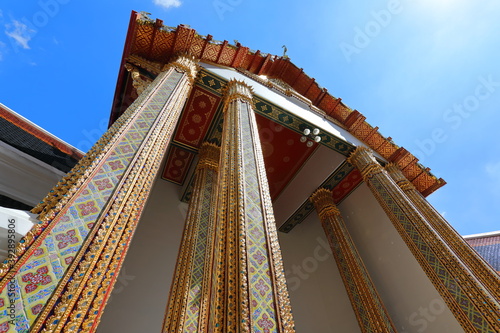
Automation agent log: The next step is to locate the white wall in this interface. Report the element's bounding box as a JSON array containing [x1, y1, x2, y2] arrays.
[[278, 212, 361, 332], [98, 175, 187, 332]]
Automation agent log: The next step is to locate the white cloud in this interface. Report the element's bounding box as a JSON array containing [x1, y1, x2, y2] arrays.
[[5, 20, 35, 49], [153, 0, 182, 9]]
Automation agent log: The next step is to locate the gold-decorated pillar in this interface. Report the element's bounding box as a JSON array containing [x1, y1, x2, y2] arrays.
[[348, 147, 500, 333], [209, 80, 295, 332], [385, 163, 500, 302], [0, 55, 198, 333], [310, 188, 396, 333], [162, 142, 220, 333]]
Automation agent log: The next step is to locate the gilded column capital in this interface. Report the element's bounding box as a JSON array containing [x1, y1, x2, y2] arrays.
[[125, 63, 152, 96], [347, 146, 384, 181], [197, 142, 220, 171], [223, 79, 254, 107], [385, 163, 416, 193], [164, 54, 199, 83], [310, 188, 340, 219]]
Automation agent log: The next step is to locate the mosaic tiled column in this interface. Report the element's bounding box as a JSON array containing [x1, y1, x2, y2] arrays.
[[0, 55, 198, 333], [209, 80, 295, 333], [310, 188, 396, 333], [348, 147, 500, 333], [385, 163, 500, 302], [162, 142, 220, 333]]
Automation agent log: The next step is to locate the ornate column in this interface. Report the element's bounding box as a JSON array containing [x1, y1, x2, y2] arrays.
[[348, 147, 500, 333], [385, 163, 500, 301], [0, 55, 198, 333], [162, 142, 220, 333], [310, 188, 396, 333], [209, 80, 295, 332]]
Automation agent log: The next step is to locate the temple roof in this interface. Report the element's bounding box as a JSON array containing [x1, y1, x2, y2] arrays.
[[109, 10, 445, 197], [0, 103, 83, 173], [464, 231, 500, 274]]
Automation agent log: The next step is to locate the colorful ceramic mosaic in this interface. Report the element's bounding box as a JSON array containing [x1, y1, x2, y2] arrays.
[[163, 157, 218, 332], [182, 169, 217, 330], [240, 103, 278, 329], [210, 81, 294, 332], [0, 70, 184, 332]]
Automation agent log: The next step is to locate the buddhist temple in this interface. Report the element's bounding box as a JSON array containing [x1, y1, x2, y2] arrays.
[[0, 10, 499, 333]]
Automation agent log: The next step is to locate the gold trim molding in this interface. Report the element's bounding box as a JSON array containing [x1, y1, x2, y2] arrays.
[[310, 188, 340, 219], [196, 142, 220, 172]]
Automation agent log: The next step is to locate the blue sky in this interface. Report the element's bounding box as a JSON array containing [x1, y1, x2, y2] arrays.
[[0, 0, 499, 235]]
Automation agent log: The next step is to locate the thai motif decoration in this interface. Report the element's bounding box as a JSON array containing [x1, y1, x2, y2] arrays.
[[0, 55, 198, 333], [162, 143, 220, 332], [209, 80, 295, 332]]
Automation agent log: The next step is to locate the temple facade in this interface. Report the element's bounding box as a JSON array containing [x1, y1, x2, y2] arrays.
[[1, 11, 499, 333]]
